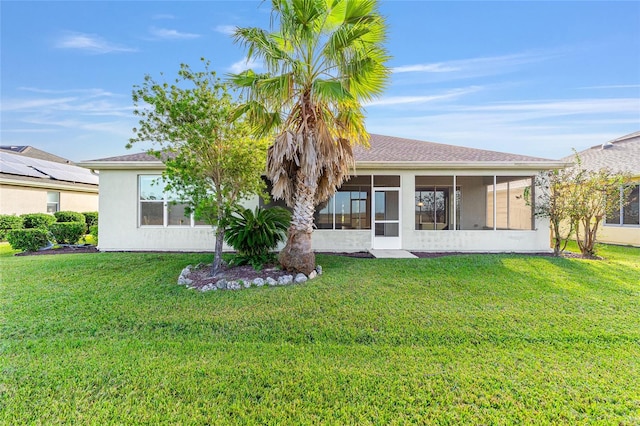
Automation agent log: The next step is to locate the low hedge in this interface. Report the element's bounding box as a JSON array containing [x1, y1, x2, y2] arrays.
[[54, 211, 86, 223], [49, 222, 86, 245], [7, 228, 50, 252], [82, 211, 98, 228], [21, 213, 56, 229], [89, 225, 98, 244], [0, 214, 24, 241]]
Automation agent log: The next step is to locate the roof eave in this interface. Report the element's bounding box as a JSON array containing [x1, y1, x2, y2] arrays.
[[77, 160, 164, 170], [355, 160, 569, 170]]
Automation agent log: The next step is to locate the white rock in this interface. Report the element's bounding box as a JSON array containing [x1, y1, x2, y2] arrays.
[[308, 270, 317, 280], [216, 279, 227, 290], [253, 278, 265, 287], [294, 273, 307, 283], [278, 275, 293, 285], [227, 281, 241, 290], [266, 277, 278, 286], [315, 265, 323, 275]]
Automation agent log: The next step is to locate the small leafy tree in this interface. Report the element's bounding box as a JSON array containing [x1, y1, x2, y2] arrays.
[[530, 154, 632, 257], [568, 165, 632, 257], [128, 59, 270, 276], [529, 168, 580, 256], [225, 206, 291, 269]]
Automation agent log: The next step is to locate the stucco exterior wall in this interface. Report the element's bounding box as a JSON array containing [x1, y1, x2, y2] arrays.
[[98, 169, 257, 251], [0, 183, 98, 215], [97, 167, 552, 253], [598, 225, 640, 247]]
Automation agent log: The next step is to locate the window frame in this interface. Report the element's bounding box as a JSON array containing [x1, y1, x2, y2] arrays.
[[46, 191, 60, 213], [138, 175, 207, 228], [605, 183, 640, 227]]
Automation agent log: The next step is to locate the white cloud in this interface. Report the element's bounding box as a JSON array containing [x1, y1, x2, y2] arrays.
[[215, 25, 237, 36], [365, 96, 639, 159], [148, 27, 200, 40], [391, 63, 459, 73], [229, 57, 263, 73], [578, 84, 640, 90], [365, 87, 483, 107], [392, 50, 562, 81], [54, 31, 137, 54]]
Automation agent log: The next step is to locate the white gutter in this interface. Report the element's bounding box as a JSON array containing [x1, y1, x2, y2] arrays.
[[0, 177, 99, 193]]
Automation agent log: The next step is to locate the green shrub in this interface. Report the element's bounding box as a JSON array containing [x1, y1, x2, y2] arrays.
[[21, 213, 56, 229], [89, 225, 98, 244], [225, 206, 290, 269], [0, 214, 24, 241], [83, 211, 99, 229], [54, 211, 85, 223], [7, 228, 50, 252], [49, 222, 86, 245]]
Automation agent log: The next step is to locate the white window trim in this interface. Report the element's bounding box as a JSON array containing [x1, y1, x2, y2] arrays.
[[138, 175, 208, 228]]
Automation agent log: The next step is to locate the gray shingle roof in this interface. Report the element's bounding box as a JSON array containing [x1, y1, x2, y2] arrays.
[[562, 131, 640, 175], [88, 134, 555, 164], [355, 134, 554, 162]]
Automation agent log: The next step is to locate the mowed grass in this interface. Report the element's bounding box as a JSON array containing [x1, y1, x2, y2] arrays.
[[1, 244, 639, 424]]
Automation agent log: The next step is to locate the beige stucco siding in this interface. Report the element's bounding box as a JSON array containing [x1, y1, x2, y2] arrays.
[[0, 183, 98, 215], [98, 169, 257, 251], [96, 167, 553, 253]]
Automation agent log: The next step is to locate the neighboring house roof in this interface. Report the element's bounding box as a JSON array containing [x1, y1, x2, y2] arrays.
[[79, 134, 566, 171], [562, 131, 640, 175], [0, 145, 74, 165], [0, 151, 99, 186]]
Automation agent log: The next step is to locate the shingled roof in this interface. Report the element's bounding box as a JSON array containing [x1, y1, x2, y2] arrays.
[[84, 134, 557, 166], [563, 131, 640, 175], [354, 134, 553, 163]]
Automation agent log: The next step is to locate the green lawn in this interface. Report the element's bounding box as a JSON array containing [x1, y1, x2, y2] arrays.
[[1, 243, 639, 424]]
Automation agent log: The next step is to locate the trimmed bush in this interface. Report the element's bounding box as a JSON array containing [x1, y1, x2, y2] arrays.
[[49, 222, 86, 245], [54, 211, 86, 223], [7, 228, 50, 252], [21, 213, 56, 229], [89, 225, 98, 244], [0, 214, 24, 241], [83, 211, 98, 229]]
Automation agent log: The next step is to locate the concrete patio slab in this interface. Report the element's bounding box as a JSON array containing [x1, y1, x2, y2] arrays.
[[368, 249, 418, 259]]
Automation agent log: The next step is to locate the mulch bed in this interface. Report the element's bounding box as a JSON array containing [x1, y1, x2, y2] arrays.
[[14, 245, 99, 256]]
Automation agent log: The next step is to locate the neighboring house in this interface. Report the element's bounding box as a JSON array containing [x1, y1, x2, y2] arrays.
[[565, 131, 640, 247], [80, 134, 566, 253], [0, 146, 99, 215]]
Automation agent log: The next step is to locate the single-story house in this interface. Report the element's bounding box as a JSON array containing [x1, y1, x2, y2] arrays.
[[565, 131, 639, 247], [0, 146, 99, 215], [78, 134, 566, 253]]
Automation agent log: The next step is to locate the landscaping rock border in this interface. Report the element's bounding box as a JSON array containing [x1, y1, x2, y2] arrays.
[[177, 263, 323, 292]]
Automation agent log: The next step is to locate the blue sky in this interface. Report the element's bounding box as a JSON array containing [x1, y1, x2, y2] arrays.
[[1, 1, 639, 162]]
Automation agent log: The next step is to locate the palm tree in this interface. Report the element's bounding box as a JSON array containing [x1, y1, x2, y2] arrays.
[[230, 0, 390, 274]]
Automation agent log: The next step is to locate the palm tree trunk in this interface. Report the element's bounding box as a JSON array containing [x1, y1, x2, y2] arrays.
[[278, 169, 316, 275]]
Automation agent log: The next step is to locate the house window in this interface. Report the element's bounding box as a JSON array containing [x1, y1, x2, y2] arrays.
[[606, 184, 640, 226], [415, 176, 460, 230], [138, 175, 203, 227], [314, 176, 371, 230], [416, 175, 534, 231], [47, 191, 60, 213]]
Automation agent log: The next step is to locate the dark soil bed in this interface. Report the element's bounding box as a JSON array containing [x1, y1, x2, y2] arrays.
[[15, 245, 99, 256]]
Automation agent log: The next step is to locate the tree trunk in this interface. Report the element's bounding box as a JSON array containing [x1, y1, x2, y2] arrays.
[[210, 223, 225, 277], [278, 170, 316, 275]]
